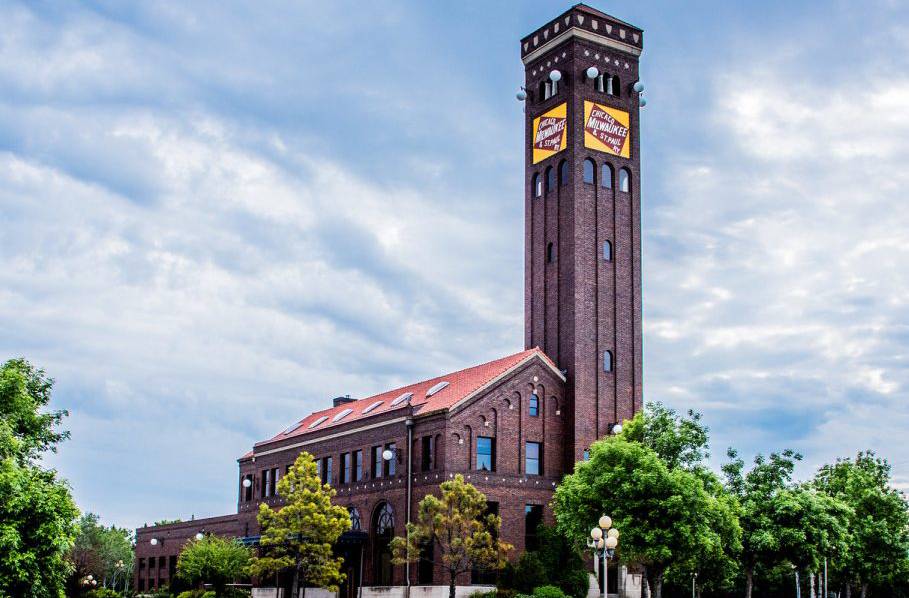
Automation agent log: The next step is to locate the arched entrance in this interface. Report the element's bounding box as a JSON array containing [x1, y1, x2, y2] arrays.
[[372, 502, 395, 586]]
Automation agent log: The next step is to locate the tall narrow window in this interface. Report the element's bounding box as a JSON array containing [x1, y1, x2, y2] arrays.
[[243, 474, 253, 502], [272, 468, 279, 495], [532, 173, 542, 198], [529, 392, 539, 417], [583, 158, 595, 184], [354, 450, 363, 481], [538, 80, 547, 101], [559, 160, 569, 186], [604, 350, 614, 372], [340, 452, 351, 485], [619, 168, 631, 193], [545, 166, 555, 192], [476, 436, 495, 471], [421, 436, 434, 472], [385, 443, 397, 477], [372, 446, 382, 479], [546, 242, 554, 263], [610, 75, 621, 97], [525, 441, 542, 476], [261, 469, 269, 498], [525, 504, 543, 550], [603, 240, 612, 261], [601, 163, 614, 189], [321, 456, 333, 485]]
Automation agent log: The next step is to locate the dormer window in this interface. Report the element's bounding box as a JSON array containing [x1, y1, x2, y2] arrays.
[[426, 381, 449, 397], [308, 415, 328, 429], [332, 408, 353, 423], [363, 400, 383, 414]]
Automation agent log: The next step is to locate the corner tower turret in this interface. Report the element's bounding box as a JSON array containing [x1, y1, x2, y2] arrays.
[[521, 4, 644, 465]]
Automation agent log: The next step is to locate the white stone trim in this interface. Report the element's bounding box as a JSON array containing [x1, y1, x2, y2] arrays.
[[523, 27, 641, 65]]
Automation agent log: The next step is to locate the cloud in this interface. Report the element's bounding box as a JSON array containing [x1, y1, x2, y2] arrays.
[[644, 20, 909, 484], [2, 0, 909, 529]]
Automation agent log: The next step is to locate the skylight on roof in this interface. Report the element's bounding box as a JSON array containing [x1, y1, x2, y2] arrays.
[[332, 408, 353, 422], [390, 392, 413, 407], [362, 400, 383, 414], [308, 415, 329, 429], [426, 381, 449, 397], [282, 421, 303, 436]]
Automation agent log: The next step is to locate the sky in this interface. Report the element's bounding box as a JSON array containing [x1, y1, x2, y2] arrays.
[[2, 0, 909, 531]]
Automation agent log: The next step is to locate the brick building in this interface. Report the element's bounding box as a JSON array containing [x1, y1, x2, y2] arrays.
[[135, 4, 644, 595]]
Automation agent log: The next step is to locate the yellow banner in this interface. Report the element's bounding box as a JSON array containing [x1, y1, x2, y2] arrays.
[[531, 103, 568, 164], [583, 101, 631, 158]]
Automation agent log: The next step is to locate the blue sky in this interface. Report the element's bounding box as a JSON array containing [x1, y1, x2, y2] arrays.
[[2, 0, 908, 530]]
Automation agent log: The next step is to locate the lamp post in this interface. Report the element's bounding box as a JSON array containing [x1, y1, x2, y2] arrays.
[[111, 559, 128, 593], [586, 515, 620, 598]]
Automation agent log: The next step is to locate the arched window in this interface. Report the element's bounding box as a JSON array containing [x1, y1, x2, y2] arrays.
[[546, 242, 554, 263], [601, 163, 614, 189], [538, 80, 547, 102], [529, 392, 539, 417], [618, 168, 631, 193], [349, 506, 361, 531], [610, 75, 621, 97], [373, 502, 395, 585], [603, 240, 612, 261], [603, 351, 613, 373], [583, 158, 595, 184], [532, 173, 542, 198], [545, 166, 555, 193], [559, 160, 569, 186]]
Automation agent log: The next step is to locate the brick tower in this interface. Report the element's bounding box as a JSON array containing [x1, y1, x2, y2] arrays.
[[521, 4, 643, 465]]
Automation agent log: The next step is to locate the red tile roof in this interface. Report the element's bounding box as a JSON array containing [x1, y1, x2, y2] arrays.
[[254, 348, 562, 448]]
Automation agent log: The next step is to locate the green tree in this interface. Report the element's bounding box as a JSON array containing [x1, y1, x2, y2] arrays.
[[248, 451, 350, 598], [813, 452, 909, 598], [69, 513, 134, 594], [177, 535, 251, 597], [390, 474, 513, 598], [723, 448, 801, 598], [553, 437, 739, 598], [775, 486, 850, 597], [620, 404, 741, 596], [621, 402, 709, 472], [0, 358, 69, 465], [0, 358, 78, 598]]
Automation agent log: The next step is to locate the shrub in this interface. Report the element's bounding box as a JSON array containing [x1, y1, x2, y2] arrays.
[[471, 591, 498, 598], [511, 552, 547, 594], [177, 591, 207, 598], [555, 569, 590, 598], [86, 589, 121, 598], [532, 585, 568, 598]]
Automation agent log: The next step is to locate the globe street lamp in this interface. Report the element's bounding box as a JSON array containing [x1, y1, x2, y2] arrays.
[[587, 515, 619, 598], [112, 559, 129, 593]]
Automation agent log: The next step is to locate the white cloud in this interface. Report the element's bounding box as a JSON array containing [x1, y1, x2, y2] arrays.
[[645, 35, 909, 478]]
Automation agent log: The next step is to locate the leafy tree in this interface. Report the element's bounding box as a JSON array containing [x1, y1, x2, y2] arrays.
[[665, 473, 742, 597], [620, 404, 741, 596], [248, 451, 350, 598], [813, 451, 909, 598], [390, 474, 513, 598], [722, 448, 801, 598], [0, 358, 78, 598], [68, 513, 134, 594], [0, 358, 69, 465], [621, 402, 709, 473], [177, 535, 251, 597], [774, 486, 850, 594], [553, 437, 739, 598]]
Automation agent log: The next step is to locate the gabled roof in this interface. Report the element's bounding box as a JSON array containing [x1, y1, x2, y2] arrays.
[[254, 347, 562, 448]]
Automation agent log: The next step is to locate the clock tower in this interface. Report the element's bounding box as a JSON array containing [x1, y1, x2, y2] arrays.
[[521, 4, 644, 465]]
